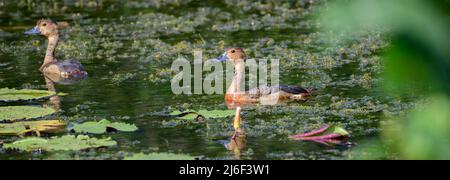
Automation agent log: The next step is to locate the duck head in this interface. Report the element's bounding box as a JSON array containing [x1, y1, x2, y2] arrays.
[[217, 47, 247, 63], [25, 19, 59, 37]]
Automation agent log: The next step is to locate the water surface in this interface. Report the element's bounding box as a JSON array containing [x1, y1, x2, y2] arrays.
[[0, 0, 408, 160]]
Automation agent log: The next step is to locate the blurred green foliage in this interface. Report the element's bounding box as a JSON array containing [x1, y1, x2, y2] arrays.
[[386, 96, 450, 159], [321, 0, 450, 159]]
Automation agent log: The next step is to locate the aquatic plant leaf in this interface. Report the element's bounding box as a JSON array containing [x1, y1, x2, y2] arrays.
[[108, 122, 139, 132], [169, 110, 184, 116], [124, 153, 196, 160], [2, 135, 117, 152], [70, 119, 138, 134], [289, 125, 350, 141], [0, 88, 55, 102], [170, 110, 198, 120], [70, 122, 106, 134], [332, 126, 350, 136], [0, 106, 57, 122], [198, 110, 236, 119], [171, 109, 235, 120], [0, 120, 66, 136]]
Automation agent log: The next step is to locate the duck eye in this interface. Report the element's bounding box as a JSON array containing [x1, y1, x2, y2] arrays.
[[42, 23, 47, 27], [231, 50, 236, 53]]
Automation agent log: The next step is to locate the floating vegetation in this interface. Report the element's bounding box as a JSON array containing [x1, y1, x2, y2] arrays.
[[289, 124, 350, 145], [110, 72, 138, 86], [0, 0, 423, 160], [163, 109, 236, 127], [124, 153, 196, 160], [171, 109, 236, 120], [0, 106, 57, 122], [69, 119, 138, 134], [0, 88, 56, 102], [0, 120, 66, 136], [2, 135, 117, 152], [0, 0, 388, 96], [170, 111, 201, 121]]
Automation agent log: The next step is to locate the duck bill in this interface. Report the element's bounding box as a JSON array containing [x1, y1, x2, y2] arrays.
[[217, 52, 229, 62], [24, 26, 41, 35]]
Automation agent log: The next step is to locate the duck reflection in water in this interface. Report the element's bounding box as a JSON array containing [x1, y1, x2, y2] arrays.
[[218, 130, 247, 160], [42, 72, 87, 110], [43, 76, 61, 110]]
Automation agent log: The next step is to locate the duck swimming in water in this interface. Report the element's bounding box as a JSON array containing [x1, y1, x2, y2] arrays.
[[25, 19, 87, 83], [216, 47, 312, 138], [217, 47, 312, 106]]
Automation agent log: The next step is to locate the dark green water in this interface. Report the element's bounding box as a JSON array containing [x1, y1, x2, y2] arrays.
[[0, 0, 407, 160]]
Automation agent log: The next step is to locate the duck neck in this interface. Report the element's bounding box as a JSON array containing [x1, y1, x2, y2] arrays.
[[44, 35, 59, 67], [227, 60, 245, 95]]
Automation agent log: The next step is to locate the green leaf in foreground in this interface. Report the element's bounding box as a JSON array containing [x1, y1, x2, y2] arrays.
[[0, 88, 55, 102], [0, 120, 66, 136], [124, 153, 196, 160], [2, 135, 117, 152], [69, 119, 138, 134], [0, 106, 57, 122]]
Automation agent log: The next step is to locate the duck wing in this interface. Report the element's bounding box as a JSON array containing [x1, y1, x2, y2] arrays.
[[55, 60, 85, 71], [54, 60, 88, 80], [278, 85, 310, 95], [247, 85, 311, 97], [247, 85, 310, 97]]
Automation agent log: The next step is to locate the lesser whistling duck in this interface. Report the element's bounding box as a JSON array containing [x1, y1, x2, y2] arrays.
[[25, 19, 87, 83], [217, 47, 312, 106], [216, 47, 312, 138]]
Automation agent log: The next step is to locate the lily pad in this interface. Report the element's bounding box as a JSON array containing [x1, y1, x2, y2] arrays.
[[2, 135, 117, 152], [69, 119, 138, 134], [171, 109, 235, 120], [170, 111, 202, 120], [0, 106, 57, 122], [0, 88, 56, 102], [332, 126, 350, 136], [289, 125, 350, 145], [0, 120, 66, 136], [124, 153, 196, 160]]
